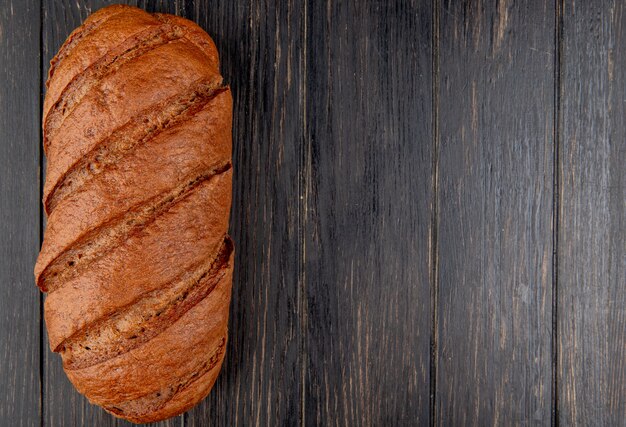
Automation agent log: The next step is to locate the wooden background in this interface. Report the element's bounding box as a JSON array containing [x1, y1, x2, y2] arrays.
[[0, 0, 624, 425]]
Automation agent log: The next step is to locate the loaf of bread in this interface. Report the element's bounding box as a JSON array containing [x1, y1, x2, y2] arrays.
[[34, 5, 233, 423]]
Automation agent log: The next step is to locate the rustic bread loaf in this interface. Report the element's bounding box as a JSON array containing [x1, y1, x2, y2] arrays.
[[34, 4, 234, 423]]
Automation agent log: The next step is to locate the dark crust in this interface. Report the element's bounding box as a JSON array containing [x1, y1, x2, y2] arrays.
[[44, 23, 185, 151], [60, 237, 233, 369], [63, 256, 233, 405], [41, 31, 222, 201], [44, 82, 227, 214], [104, 336, 226, 420], [39, 161, 231, 292], [42, 167, 233, 351], [46, 5, 132, 86]]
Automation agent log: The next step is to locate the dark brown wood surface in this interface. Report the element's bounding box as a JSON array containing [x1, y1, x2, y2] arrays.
[[185, 0, 305, 425], [0, 0, 624, 426], [436, 1, 555, 424], [558, 0, 626, 425], [0, 1, 41, 426], [303, 1, 433, 425]]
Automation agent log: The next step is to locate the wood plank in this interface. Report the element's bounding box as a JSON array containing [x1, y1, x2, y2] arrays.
[[303, 1, 433, 424], [137, 0, 183, 14], [40, 1, 181, 426], [186, 0, 305, 425], [558, 1, 626, 424], [0, 0, 42, 425], [436, 1, 554, 424]]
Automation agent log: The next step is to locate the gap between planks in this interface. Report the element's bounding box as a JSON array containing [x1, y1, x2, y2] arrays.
[[551, 0, 565, 425], [429, 0, 441, 426]]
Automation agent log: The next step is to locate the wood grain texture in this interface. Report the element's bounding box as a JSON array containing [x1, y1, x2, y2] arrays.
[[303, 1, 433, 425], [0, 0, 41, 426], [40, 1, 181, 426], [185, 0, 305, 425], [558, 1, 626, 425], [436, 1, 554, 424], [0, 0, 620, 425]]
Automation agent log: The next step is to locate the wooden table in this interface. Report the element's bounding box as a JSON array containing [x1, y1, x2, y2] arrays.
[[1, 1, 624, 425]]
